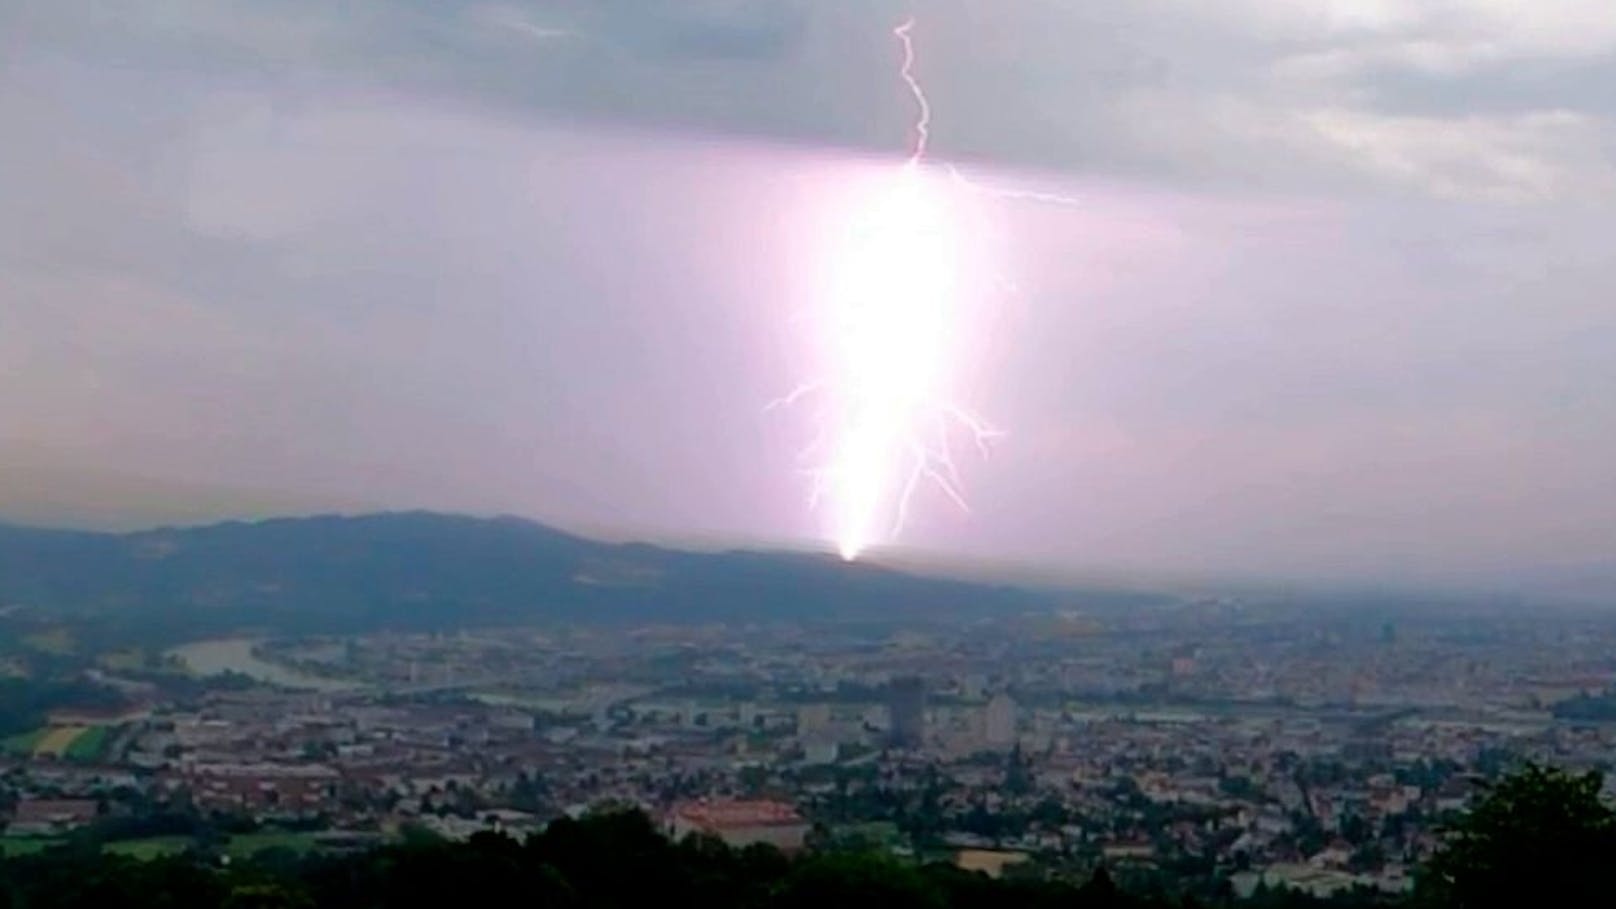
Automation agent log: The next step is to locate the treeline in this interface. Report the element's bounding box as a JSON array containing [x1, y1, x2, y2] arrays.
[[0, 811, 1359, 909], [3, 764, 1612, 908], [0, 678, 126, 740]]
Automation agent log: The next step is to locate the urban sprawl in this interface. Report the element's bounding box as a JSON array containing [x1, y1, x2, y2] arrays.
[[6, 600, 1616, 899]]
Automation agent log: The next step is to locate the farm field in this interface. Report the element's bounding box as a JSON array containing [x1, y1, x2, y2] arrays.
[[63, 725, 111, 761], [2, 725, 114, 761], [33, 726, 88, 757], [1, 728, 47, 756]]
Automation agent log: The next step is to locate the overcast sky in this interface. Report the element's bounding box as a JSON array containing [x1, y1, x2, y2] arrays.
[[3, 0, 1614, 595]]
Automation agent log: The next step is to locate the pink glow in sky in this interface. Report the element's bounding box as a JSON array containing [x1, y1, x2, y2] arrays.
[[4, 1, 1616, 596], [778, 18, 1003, 561]]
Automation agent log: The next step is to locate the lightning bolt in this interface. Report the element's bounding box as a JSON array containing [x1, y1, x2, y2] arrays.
[[777, 15, 1075, 562], [898, 17, 1083, 208], [894, 17, 931, 166]]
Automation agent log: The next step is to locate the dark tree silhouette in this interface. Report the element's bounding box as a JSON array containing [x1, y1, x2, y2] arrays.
[[1422, 763, 1615, 908]]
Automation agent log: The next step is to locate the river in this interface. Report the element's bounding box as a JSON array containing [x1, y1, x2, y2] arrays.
[[166, 638, 357, 692]]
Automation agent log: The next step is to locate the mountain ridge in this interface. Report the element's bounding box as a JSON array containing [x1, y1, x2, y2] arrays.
[[0, 511, 1085, 636]]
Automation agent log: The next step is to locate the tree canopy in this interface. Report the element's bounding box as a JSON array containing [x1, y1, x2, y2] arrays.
[[1421, 763, 1614, 908]]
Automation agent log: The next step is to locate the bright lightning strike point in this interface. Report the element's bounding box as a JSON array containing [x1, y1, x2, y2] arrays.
[[776, 16, 1008, 562]]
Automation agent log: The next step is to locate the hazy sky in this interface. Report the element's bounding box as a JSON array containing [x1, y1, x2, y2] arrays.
[[3, 0, 1614, 593]]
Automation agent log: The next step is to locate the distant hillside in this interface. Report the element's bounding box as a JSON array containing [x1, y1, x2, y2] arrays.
[[0, 512, 1069, 636]]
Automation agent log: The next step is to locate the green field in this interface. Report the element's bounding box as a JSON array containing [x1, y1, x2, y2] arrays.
[[63, 725, 112, 761], [0, 837, 64, 857], [95, 831, 327, 860], [1, 728, 47, 756], [225, 831, 323, 858], [2, 831, 340, 862], [2, 725, 113, 761], [103, 836, 193, 860]]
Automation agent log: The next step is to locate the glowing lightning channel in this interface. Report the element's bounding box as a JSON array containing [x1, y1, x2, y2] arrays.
[[899, 17, 1083, 209], [894, 18, 931, 166], [777, 16, 1020, 562]]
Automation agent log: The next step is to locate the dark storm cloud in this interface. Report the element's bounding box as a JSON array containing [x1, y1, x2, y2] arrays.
[[6, 0, 1610, 196]]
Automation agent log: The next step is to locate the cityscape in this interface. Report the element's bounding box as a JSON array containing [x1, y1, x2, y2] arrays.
[[8, 593, 1616, 900]]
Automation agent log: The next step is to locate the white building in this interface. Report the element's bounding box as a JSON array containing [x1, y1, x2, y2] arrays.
[[984, 693, 1017, 748]]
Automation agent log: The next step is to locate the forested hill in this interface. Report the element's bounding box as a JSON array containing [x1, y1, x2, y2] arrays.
[[0, 512, 1134, 635]]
